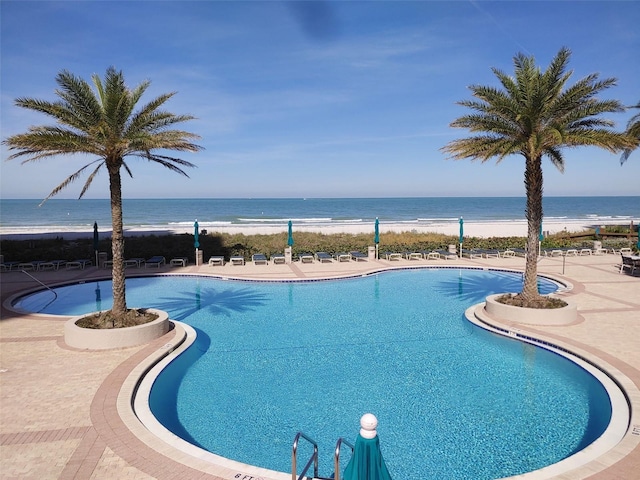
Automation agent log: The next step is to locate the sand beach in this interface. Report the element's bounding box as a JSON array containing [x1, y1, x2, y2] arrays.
[[0, 217, 631, 241]]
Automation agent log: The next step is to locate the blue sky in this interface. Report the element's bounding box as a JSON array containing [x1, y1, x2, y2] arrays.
[[1, 0, 639, 199]]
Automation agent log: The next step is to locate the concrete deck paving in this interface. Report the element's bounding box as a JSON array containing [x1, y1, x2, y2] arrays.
[[1, 253, 638, 479]]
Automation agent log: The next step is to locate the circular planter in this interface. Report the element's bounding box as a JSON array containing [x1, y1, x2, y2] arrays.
[[64, 308, 170, 350], [485, 293, 577, 326]]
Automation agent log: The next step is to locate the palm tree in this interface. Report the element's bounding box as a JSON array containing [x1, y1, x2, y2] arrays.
[[442, 47, 630, 305], [620, 100, 640, 165], [3, 67, 202, 321]]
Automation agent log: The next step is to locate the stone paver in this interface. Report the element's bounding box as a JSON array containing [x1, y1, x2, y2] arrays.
[[1, 253, 638, 479]]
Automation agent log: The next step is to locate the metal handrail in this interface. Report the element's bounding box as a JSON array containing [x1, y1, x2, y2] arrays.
[[21, 269, 58, 311], [292, 431, 319, 480], [333, 437, 354, 480]]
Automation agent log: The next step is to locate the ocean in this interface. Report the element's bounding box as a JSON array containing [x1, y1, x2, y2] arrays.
[[0, 197, 638, 238]]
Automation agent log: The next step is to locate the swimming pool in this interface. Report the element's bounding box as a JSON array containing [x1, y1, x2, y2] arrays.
[[13, 268, 614, 479]]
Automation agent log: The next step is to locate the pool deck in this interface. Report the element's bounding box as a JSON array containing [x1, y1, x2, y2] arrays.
[[1, 253, 638, 479]]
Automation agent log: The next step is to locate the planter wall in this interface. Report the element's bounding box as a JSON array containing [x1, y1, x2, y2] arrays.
[[485, 294, 577, 326], [64, 308, 170, 350]]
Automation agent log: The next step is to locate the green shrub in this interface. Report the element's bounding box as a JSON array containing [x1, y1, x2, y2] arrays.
[[2, 229, 635, 263]]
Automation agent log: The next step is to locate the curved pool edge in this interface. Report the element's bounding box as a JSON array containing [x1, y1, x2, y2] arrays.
[[123, 321, 291, 480], [468, 303, 639, 479]]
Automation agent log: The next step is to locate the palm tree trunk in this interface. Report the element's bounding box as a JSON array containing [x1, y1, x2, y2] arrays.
[[520, 155, 543, 302], [109, 167, 127, 320]]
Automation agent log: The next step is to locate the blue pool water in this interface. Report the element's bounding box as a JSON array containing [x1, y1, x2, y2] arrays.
[[14, 269, 612, 479]]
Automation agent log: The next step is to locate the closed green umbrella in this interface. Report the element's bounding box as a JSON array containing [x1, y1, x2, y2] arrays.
[[93, 222, 99, 268], [459, 217, 464, 258], [374, 217, 379, 259], [194, 219, 200, 265], [539, 221, 543, 255], [287, 220, 294, 247], [342, 414, 392, 480]]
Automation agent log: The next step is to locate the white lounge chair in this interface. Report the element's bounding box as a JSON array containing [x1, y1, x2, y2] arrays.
[[334, 252, 352, 262], [125, 258, 145, 268], [462, 249, 483, 259], [436, 250, 458, 260], [298, 253, 314, 263], [208, 256, 224, 266], [315, 252, 333, 263], [271, 254, 285, 264], [252, 254, 268, 265], [350, 251, 368, 262], [230, 256, 245, 266], [170, 257, 188, 267], [66, 259, 92, 270], [145, 256, 166, 268]]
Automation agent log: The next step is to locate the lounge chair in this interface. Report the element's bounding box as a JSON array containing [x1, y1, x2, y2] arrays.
[[499, 249, 516, 258], [405, 252, 423, 261], [334, 252, 352, 262], [298, 253, 314, 263], [461, 249, 483, 259], [271, 254, 286, 264], [436, 250, 458, 260], [208, 256, 225, 266], [125, 258, 145, 268], [1, 261, 20, 271], [230, 255, 245, 266], [423, 251, 441, 260], [479, 249, 500, 259], [145, 256, 166, 268], [52, 260, 67, 269], [384, 252, 403, 261], [66, 259, 92, 270], [350, 251, 368, 262], [170, 257, 188, 267], [511, 248, 527, 257], [252, 254, 268, 265], [38, 260, 67, 270], [17, 261, 39, 271], [315, 252, 333, 263]]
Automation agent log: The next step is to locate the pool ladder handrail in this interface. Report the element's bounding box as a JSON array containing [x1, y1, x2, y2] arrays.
[[292, 431, 318, 480], [21, 269, 58, 312], [333, 437, 354, 480], [292, 432, 355, 480]]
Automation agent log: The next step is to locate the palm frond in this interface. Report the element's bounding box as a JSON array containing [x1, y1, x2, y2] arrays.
[[38, 160, 103, 206], [78, 162, 105, 198], [5, 67, 201, 201]]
